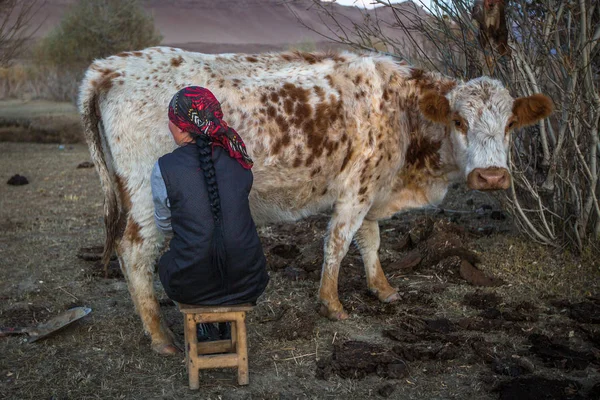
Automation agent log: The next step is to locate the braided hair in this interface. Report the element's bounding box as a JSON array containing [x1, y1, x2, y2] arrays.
[[194, 133, 228, 287], [168, 87, 254, 288]]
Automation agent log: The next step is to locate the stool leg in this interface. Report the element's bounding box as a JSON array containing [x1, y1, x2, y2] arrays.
[[236, 312, 249, 385], [230, 320, 237, 352], [184, 314, 200, 390]]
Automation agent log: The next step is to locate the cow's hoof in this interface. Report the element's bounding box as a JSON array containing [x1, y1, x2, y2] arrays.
[[153, 342, 181, 355], [319, 304, 349, 320], [382, 291, 400, 303], [370, 287, 400, 303]]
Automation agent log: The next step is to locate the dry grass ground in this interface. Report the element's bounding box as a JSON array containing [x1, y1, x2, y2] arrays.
[[1, 142, 599, 399], [0, 100, 82, 144]]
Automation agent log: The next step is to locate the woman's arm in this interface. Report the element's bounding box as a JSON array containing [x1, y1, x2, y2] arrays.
[[151, 161, 172, 235]]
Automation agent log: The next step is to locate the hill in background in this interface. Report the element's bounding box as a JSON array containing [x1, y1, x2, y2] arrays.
[[28, 0, 428, 53]]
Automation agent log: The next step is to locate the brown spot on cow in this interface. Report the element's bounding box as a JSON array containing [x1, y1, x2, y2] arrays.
[[325, 75, 334, 88], [132, 51, 143, 57], [382, 88, 389, 101], [283, 51, 347, 65], [275, 115, 289, 133], [93, 70, 122, 94], [117, 52, 131, 58], [331, 222, 347, 246], [270, 92, 279, 103], [272, 138, 283, 155], [246, 56, 258, 62], [266, 106, 277, 118], [293, 156, 302, 168], [305, 155, 315, 166], [124, 217, 143, 245], [283, 99, 294, 115], [405, 133, 442, 170], [114, 174, 132, 211], [294, 102, 312, 123], [410, 68, 457, 95], [280, 83, 309, 103], [340, 141, 353, 172], [314, 86, 325, 100], [311, 166, 322, 177]]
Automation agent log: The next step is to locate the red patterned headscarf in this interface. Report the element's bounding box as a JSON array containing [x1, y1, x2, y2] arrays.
[[168, 86, 253, 169]]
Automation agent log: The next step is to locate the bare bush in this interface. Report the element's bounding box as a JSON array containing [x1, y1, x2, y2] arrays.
[[301, 0, 599, 251], [10, 0, 162, 102], [0, 64, 83, 102], [0, 0, 42, 66]]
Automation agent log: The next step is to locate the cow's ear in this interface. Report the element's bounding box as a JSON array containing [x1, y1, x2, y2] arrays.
[[419, 91, 450, 124], [512, 94, 553, 128]]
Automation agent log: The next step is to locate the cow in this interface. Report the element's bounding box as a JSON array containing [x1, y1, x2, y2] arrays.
[[78, 47, 553, 354]]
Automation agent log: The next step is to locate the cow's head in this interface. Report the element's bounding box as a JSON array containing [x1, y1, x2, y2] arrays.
[[419, 77, 553, 190]]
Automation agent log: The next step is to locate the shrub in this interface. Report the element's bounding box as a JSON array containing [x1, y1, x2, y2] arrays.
[[34, 0, 162, 68]]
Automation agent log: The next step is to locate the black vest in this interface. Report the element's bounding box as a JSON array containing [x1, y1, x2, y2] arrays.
[[157, 144, 269, 305]]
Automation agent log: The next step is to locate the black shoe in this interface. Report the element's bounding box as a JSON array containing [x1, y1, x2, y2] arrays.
[[196, 323, 220, 342], [218, 322, 231, 340]]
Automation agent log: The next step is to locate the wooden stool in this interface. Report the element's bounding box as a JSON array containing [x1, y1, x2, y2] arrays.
[[178, 303, 253, 389]]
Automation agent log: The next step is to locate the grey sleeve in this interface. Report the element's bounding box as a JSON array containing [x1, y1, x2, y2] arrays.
[[151, 161, 172, 235]]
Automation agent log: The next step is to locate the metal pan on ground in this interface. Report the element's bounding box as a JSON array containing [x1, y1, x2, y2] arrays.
[[0, 307, 92, 342]]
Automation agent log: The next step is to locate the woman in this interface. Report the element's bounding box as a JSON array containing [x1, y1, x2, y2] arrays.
[[151, 86, 269, 340]]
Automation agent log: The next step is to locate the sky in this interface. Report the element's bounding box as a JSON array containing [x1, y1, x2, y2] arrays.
[[323, 0, 433, 9]]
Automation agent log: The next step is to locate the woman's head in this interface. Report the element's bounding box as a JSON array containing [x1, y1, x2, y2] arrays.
[[168, 86, 223, 138], [166, 86, 253, 169]]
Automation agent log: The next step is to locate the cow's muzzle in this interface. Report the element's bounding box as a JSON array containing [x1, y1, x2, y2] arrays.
[[467, 167, 511, 190]]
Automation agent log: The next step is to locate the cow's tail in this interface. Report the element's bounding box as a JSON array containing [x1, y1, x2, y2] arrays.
[[78, 78, 120, 269]]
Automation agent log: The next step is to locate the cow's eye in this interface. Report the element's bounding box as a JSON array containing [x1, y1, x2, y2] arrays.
[[508, 121, 516, 129], [454, 120, 462, 128]]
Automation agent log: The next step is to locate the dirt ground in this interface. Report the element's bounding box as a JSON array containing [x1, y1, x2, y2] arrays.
[[1, 142, 600, 400]]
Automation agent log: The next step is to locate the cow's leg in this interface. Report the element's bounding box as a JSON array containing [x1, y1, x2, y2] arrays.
[[118, 218, 178, 355], [355, 219, 399, 303], [319, 201, 369, 320]]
